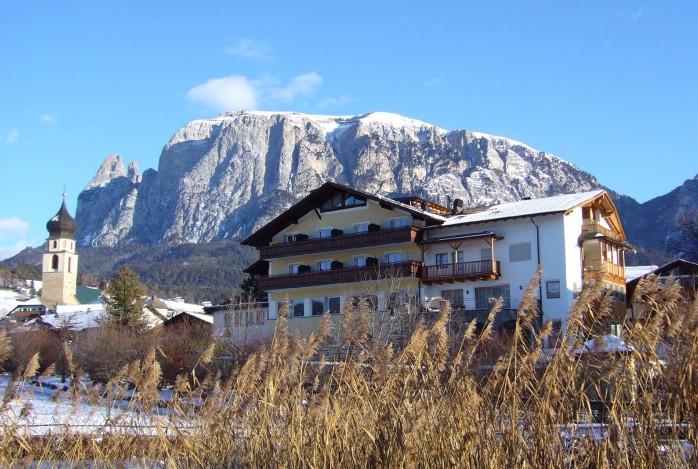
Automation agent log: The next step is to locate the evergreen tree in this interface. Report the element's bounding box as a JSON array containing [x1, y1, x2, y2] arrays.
[[105, 266, 147, 331], [239, 274, 265, 302]]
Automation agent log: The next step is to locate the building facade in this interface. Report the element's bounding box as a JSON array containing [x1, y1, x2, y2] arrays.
[[242, 183, 629, 340]]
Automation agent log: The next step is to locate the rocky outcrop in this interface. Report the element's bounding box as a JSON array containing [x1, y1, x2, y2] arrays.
[[76, 111, 604, 247]]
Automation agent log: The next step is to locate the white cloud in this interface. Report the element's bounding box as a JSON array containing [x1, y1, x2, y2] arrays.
[[40, 114, 58, 124], [318, 95, 353, 109], [186, 75, 259, 111], [268, 72, 323, 103], [224, 38, 272, 60], [0, 217, 30, 239], [187, 72, 324, 112], [5, 128, 19, 144], [0, 239, 35, 261]]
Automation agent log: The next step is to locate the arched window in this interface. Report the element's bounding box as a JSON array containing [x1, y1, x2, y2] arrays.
[[52, 240, 57, 249], [68, 257, 72, 273], [51, 255, 59, 270]]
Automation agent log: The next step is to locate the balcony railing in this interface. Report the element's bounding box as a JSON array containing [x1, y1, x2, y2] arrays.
[[583, 259, 625, 281], [259, 226, 420, 259], [581, 222, 621, 240], [421, 260, 501, 284], [257, 261, 422, 291]]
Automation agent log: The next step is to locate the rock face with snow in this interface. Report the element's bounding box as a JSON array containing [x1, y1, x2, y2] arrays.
[[76, 111, 602, 247]]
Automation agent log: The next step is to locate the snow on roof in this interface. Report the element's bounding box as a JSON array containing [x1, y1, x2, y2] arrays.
[[38, 307, 107, 331], [371, 191, 447, 222], [625, 265, 658, 281], [167, 310, 214, 324], [159, 299, 204, 314], [441, 190, 605, 226]]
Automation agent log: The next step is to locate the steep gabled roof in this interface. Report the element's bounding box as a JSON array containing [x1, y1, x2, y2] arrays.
[[242, 181, 446, 247]]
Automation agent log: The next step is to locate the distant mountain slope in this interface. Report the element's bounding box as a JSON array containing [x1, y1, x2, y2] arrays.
[[613, 175, 698, 260], [75, 111, 601, 247]]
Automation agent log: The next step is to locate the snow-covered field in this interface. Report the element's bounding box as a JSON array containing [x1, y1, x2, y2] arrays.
[[0, 374, 182, 436]]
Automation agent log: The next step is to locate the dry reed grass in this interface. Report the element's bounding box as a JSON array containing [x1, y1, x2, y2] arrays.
[[0, 274, 696, 467]]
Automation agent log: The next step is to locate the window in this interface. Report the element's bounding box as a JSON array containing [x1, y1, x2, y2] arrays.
[[390, 217, 408, 228], [283, 233, 298, 243], [68, 257, 72, 273], [312, 298, 325, 316], [345, 195, 366, 206], [354, 222, 369, 233], [52, 240, 57, 249], [317, 260, 332, 271], [546, 281, 561, 299], [385, 252, 403, 264], [509, 243, 532, 262], [292, 299, 305, 318], [321, 193, 343, 210], [288, 263, 301, 275], [51, 255, 59, 270], [452, 251, 464, 264], [475, 285, 511, 309], [435, 253, 449, 265], [321, 193, 366, 211], [480, 248, 492, 261], [328, 297, 341, 314], [441, 289, 464, 308], [354, 255, 369, 267], [317, 228, 332, 238], [609, 323, 622, 337]]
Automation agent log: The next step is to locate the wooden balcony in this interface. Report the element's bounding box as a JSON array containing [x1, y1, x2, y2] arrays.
[[581, 222, 623, 242], [259, 226, 421, 259], [257, 261, 422, 291], [421, 260, 501, 285], [583, 259, 625, 283]]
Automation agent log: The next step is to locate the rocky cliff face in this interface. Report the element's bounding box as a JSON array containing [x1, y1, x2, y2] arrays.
[[76, 111, 604, 247], [614, 175, 698, 259]]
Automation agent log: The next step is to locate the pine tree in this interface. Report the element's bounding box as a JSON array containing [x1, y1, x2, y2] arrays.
[[239, 274, 265, 302], [105, 265, 147, 331]]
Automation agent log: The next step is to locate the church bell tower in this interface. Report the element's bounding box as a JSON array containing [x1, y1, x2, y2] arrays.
[[41, 194, 80, 307]]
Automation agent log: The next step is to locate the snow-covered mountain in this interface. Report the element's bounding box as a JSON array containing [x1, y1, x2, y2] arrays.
[[76, 111, 602, 247]]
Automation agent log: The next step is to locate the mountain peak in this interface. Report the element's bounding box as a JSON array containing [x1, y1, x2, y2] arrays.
[[85, 154, 126, 190]]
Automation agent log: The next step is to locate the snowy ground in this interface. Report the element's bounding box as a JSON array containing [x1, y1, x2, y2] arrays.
[[0, 288, 35, 318], [0, 374, 183, 436]]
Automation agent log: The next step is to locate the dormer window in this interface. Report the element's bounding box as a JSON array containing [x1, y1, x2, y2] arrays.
[[320, 192, 367, 211]]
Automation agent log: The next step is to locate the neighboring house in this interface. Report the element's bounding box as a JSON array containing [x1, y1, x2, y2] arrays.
[[206, 301, 268, 347], [6, 302, 47, 322], [420, 190, 630, 335], [162, 310, 214, 332], [148, 296, 205, 320], [242, 182, 630, 341], [626, 258, 698, 323]]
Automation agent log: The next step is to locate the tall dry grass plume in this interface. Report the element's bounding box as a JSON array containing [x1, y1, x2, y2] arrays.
[[0, 274, 696, 467]]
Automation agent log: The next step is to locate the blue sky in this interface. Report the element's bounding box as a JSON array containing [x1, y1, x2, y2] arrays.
[[1, 1, 696, 260]]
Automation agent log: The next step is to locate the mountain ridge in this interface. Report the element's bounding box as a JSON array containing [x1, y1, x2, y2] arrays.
[[75, 110, 603, 247]]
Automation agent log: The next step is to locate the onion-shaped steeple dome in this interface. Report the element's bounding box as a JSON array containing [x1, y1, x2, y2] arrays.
[[47, 199, 78, 240]]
